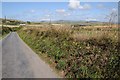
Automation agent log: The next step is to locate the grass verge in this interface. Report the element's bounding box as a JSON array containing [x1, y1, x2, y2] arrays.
[[18, 26, 120, 78]]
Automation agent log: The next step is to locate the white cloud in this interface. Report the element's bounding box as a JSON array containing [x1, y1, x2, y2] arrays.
[[64, 13, 71, 16], [68, 0, 80, 10], [30, 9, 35, 13], [45, 14, 50, 17], [68, 0, 91, 10], [81, 4, 91, 10], [56, 9, 71, 16], [56, 9, 66, 13], [112, 8, 117, 12]]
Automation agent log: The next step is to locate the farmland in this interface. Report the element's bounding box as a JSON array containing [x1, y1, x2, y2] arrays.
[[18, 24, 119, 78], [2, 1, 119, 78]]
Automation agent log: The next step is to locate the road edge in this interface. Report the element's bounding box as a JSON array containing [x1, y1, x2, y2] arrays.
[[16, 32, 61, 78]]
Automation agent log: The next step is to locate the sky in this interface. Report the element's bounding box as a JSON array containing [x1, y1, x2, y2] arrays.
[[1, 1, 118, 22], [1, 0, 119, 2]]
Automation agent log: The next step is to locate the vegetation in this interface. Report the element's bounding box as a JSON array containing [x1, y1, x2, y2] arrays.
[[1, 18, 25, 25], [2, 26, 22, 34], [1, 27, 12, 35], [0, 26, 22, 39], [27, 21, 31, 24], [18, 25, 120, 78], [0, 18, 24, 39]]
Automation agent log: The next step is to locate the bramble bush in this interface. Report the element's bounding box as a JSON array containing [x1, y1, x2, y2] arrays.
[[18, 27, 120, 78]]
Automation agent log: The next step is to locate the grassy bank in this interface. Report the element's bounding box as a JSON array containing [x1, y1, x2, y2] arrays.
[[18, 26, 120, 78], [0, 26, 22, 39], [0, 27, 12, 39]]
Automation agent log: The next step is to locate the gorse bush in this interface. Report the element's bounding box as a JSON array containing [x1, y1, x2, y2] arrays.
[[2, 26, 22, 35], [18, 27, 119, 78], [2, 27, 12, 35]]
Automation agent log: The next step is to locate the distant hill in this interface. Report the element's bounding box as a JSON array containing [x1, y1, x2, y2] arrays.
[[49, 20, 105, 26]]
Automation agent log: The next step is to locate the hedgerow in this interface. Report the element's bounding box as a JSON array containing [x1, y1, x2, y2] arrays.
[[18, 27, 120, 78]]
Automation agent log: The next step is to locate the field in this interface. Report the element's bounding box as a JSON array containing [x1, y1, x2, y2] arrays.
[[18, 24, 120, 78]]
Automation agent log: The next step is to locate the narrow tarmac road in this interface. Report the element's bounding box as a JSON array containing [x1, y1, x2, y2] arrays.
[[2, 32, 58, 78]]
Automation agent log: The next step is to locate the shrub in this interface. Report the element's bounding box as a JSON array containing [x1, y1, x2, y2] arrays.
[[56, 60, 66, 70], [18, 27, 119, 78]]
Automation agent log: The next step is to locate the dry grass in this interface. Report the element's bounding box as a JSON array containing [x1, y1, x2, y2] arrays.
[[23, 24, 72, 32], [22, 24, 118, 42], [71, 30, 118, 42]]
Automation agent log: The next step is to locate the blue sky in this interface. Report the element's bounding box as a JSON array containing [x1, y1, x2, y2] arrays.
[[2, 1, 118, 22]]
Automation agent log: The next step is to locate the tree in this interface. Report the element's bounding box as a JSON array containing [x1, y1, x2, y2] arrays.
[[27, 21, 31, 24], [105, 9, 118, 27]]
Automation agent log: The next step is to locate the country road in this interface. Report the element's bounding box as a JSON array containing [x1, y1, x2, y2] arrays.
[[1, 32, 58, 78]]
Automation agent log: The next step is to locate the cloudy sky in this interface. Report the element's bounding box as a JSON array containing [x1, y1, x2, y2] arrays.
[[2, 0, 118, 22]]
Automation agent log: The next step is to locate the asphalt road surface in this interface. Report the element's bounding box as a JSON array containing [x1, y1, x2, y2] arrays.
[[1, 32, 58, 78]]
